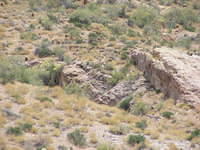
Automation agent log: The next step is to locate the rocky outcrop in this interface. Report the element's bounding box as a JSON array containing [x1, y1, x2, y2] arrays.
[[60, 63, 148, 105], [132, 47, 200, 109], [96, 76, 148, 105]]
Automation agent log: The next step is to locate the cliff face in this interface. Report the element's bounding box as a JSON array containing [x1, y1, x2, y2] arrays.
[[132, 48, 200, 110]]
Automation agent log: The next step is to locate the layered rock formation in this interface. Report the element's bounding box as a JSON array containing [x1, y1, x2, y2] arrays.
[[60, 63, 148, 105], [132, 47, 200, 109]]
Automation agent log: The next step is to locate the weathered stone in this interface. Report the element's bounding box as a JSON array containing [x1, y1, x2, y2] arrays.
[[60, 65, 89, 86], [96, 76, 147, 105], [132, 47, 200, 109]]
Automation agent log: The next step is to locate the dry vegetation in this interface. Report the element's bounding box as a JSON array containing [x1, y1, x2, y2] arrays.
[[0, 0, 199, 149]]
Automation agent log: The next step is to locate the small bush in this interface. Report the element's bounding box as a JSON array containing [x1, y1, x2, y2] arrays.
[[53, 47, 65, 60], [7, 127, 23, 136], [107, 71, 125, 86], [64, 83, 86, 95], [97, 143, 115, 150], [35, 40, 54, 57], [162, 111, 174, 119], [159, 0, 174, 6], [104, 5, 126, 19], [88, 32, 105, 45], [37, 97, 53, 103], [20, 32, 39, 41], [131, 102, 149, 116], [40, 63, 63, 86], [128, 7, 157, 28], [187, 129, 200, 141], [21, 123, 33, 132], [109, 124, 129, 135], [39, 14, 58, 30], [67, 129, 86, 147], [164, 8, 199, 31], [109, 24, 127, 36], [135, 120, 147, 130], [176, 37, 192, 49], [119, 96, 132, 111], [0, 56, 44, 85], [128, 134, 145, 146], [69, 8, 109, 27], [64, 26, 82, 41]]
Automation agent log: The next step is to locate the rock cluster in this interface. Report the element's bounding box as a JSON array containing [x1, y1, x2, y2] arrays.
[[132, 47, 200, 109]]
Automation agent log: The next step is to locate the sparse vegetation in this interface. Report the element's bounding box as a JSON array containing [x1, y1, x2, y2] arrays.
[[128, 7, 157, 28], [162, 111, 174, 119], [187, 129, 200, 140], [7, 127, 23, 136], [164, 8, 199, 31], [69, 7, 109, 27], [1, 0, 200, 149], [35, 40, 54, 57], [118, 96, 132, 111], [131, 102, 149, 116], [136, 120, 147, 130], [97, 143, 115, 150], [128, 134, 145, 146], [67, 129, 86, 147]]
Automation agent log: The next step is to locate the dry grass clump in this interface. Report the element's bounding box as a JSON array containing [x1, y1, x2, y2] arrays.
[[0, 112, 6, 127]]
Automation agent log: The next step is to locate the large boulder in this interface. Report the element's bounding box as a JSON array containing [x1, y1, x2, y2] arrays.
[[132, 47, 200, 109]]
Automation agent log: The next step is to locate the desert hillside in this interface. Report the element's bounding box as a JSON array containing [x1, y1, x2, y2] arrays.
[[0, 0, 200, 150]]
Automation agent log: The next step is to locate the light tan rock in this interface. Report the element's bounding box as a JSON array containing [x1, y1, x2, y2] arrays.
[[60, 65, 89, 86], [132, 47, 200, 110]]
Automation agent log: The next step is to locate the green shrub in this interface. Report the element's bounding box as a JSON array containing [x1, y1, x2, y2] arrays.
[[64, 83, 86, 95], [0, 56, 44, 85], [164, 8, 199, 31], [69, 8, 109, 27], [176, 37, 192, 49], [128, 7, 157, 28], [20, 32, 39, 41], [109, 24, 127, 36], [88, 32, 105, 45], [21, 123, 33, 132], [39, 14, 58, 30], [35, 40, 54, 57], [53, 47, 65, 60], [7, 127, 23, 136], [107, 71, 125, 86], [40, 63, 63, 86], [104, 5, 126, 19], [67, 129, 86, 147], [131, 102, 149, 116], [135, 120, 147, 130], [97, 143, 115, 150], [162, 111, 174, 119], [64, 26, 82, 40], [187, 129, 200, 140], [119, 96, 132, 111], [37, 97, 53, 103], [28, 0, 42, 11], [128, 134, 145, 146], [109, 124, 129, 135], [159, 0, 174, 6]]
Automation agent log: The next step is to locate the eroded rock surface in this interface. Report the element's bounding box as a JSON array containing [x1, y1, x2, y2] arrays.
[[60, 63, 148, 105], [132, 47, 200, 109]]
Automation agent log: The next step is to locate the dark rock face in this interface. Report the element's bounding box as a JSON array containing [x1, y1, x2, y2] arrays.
[[132, 47, 200, 110]]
